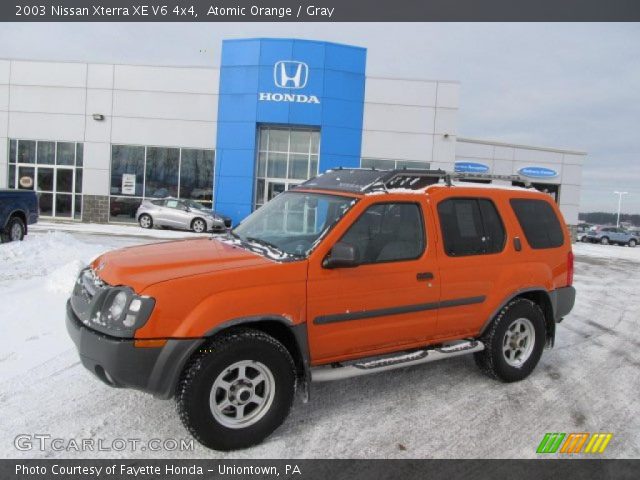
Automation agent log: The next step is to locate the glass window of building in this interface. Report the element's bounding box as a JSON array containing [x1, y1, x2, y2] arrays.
[[254, 126, 320, 210], [7, 139, 83, 219], [109, 145, 215, 223], [361, 158, 431, 171]]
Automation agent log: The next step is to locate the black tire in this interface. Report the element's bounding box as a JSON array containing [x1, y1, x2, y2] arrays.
[[191, 217, 207, 233], [580, 236, 588, 243], [474, 298, 546, 382], [600, 237, 609, 245], [629, 239, 637, 248], [138, 214, 153, 229], [1, 217, 25, 243], [176, 329, 296, 451]]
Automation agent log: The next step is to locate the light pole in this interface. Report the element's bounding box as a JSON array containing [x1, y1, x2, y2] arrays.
[[613, 191, 628, 227]]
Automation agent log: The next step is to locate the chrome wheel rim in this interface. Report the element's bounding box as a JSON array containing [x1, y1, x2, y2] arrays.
[[193, 220, 205, 233], [209, 360, 275, 429], [139, 216, 151, 228], [10, 222, 22, 241], [502, 318, 535, 367]]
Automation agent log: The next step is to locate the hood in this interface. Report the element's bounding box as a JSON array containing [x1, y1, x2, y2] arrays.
[[92, 238, 270, 292]]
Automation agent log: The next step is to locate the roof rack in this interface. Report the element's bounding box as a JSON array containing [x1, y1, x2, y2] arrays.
[[295, 168, 531, 194]]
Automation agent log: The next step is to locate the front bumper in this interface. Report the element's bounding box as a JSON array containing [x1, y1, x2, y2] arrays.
[[66, 301, 204, 399]]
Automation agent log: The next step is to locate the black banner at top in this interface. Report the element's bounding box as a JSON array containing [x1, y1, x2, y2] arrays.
[[2, 0, 640, 22]]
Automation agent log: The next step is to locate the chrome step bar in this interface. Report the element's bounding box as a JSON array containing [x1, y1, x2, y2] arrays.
[[311, 340, 484, 382]]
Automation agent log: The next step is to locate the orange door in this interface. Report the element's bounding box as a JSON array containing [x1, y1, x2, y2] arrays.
[[306, 198, 441, 364]]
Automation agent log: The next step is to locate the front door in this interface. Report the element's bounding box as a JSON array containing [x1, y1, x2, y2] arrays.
[[307, 200, 440, 364]]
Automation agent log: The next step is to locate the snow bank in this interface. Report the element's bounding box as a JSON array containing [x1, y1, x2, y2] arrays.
[[573, 241, 640, 263]]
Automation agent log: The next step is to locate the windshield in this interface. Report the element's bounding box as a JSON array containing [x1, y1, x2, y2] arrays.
[[232, 191, 356, 258], [184, 199, 209, 211]]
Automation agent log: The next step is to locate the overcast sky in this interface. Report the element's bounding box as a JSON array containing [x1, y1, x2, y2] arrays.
[[2, 23, 639, 213]]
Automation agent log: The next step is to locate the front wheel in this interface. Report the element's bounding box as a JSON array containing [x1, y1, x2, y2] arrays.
[[176, 329, 296, 451], [138, 214, 153, 229], [1, 217, 25, 243], [629, 239, 637, 248], [600, 237, 609, 245], [191, 218, 207, 233], [474, 298, 546, 382]]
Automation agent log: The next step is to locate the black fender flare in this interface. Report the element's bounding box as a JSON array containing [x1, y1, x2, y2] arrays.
[[148, 315, 310, 401]]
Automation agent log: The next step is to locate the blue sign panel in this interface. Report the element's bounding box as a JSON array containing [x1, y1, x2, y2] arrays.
[[215, 38, 367, 224], [455, 161, 490, 174], [518, 166, 558, 179]]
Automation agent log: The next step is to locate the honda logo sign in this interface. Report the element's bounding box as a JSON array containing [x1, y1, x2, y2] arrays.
[[258, 60, 320, 105], [274, 61, 308, 89]]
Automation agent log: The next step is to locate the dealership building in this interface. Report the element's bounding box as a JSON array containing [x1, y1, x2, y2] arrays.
[[0, 38, 585, 226]]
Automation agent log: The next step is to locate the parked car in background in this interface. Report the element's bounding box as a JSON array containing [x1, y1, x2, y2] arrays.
[[0, 189, 38, 243], [585, 226, 638, 247], [576, 223, 592, 242], [136, 197, 232, 233]]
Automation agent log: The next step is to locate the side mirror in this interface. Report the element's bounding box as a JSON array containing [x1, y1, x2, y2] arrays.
[[323, 242, 359, 269]]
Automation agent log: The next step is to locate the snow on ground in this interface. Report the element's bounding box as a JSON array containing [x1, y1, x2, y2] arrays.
[[1, 230, 639, 459], [31, 220, 214, 240]]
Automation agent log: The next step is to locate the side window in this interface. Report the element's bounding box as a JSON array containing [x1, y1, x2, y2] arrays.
[[437, 198, 506, 256], [340, 203, 425, 264], [510, 198, 564, 249], [166, 199, 180, 209]]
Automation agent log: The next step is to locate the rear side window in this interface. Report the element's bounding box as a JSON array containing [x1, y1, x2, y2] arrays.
[[510, 199, 564, 249], [437, 198, 506, 256]]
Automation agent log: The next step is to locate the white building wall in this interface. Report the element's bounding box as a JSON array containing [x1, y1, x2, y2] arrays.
[[362, 78, 459, 169], [455, 138, 586, 224], [0, 59, 220, 196]]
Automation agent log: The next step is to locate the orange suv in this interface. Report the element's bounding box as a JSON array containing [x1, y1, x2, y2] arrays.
[[67, 169, 576, 451]]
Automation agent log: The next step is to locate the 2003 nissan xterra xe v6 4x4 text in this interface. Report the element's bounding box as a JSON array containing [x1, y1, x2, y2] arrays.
[[67, 169, 576, 451]]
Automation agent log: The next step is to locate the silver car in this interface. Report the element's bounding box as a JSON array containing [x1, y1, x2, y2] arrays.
[[136, 198, 231, 233]]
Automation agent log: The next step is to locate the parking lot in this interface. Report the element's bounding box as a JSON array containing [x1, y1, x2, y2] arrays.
[[1, 227, 639, 459]]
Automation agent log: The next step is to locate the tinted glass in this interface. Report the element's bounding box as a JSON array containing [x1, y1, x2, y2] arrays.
[[478, 199, 506, 253], [109, 196, 142, 223], [341, 203, 425, 264], [437, 198, 505, 256], [111, 145, 145, 196], [145, 147, 179, 197], [55, 194, 73, 217], [510, 199, 564, 249], [9, 139, 17, 163], [37, 168, 54, 191], [180, 149, 214, 202], [56, 169, 73, 193], [56, 142, 75, 165], [76, 143, 84, 166], [37, 141, 55, 164], [39, 193, 53, 216], [17, 140, 36, 164]]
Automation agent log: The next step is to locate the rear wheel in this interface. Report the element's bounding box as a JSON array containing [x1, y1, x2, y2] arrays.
[[1, 217, 25, 243], [580, 236, 588, 243], [191, 218, 207, 233], [176, 329, 296, 451], [138, 214, 153, 229], [475, 298, 546, 382], [600, 237, 609, 245]]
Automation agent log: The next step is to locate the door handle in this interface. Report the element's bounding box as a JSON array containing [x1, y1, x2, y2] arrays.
[[417, 272, 434, 281]]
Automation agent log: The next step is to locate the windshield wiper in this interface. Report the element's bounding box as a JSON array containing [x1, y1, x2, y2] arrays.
[[245, 236, 282, 252]]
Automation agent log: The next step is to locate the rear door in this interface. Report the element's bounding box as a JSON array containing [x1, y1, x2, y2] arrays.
[[432, 195, 510, 338], [306, 197, 441, 363]]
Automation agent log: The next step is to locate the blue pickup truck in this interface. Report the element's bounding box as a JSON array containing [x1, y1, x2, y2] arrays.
[[0, 190, 39, 243]]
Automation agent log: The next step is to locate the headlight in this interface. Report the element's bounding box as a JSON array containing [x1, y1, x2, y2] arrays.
[[92, 287, 155, 337], [108, 291, 128, 320]]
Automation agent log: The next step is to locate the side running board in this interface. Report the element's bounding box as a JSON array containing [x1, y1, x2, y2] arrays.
[[311, 340, 484, 382]]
